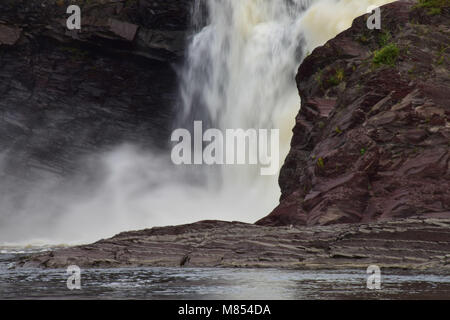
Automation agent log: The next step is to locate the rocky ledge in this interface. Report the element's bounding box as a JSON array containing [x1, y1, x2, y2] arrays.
[[258, 0, 450, 227], [15, 217, 450, 272]]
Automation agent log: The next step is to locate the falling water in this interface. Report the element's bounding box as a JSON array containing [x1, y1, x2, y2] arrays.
[[0, 0, 395, 246], [177, 0, 310, 188]]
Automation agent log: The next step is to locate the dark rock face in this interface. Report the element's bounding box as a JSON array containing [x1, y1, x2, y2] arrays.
[[257, 1, 450, 227], [0, 0, 192, 180], [15, 217, 450, 272]]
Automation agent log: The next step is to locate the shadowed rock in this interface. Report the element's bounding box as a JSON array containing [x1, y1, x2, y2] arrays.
[[0, 0, 193, 181], [0, 24, 22, 45]]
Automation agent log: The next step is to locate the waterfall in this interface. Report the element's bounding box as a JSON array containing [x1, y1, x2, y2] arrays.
[[171, 0, 312, 230], [0, 0, 395, 245]]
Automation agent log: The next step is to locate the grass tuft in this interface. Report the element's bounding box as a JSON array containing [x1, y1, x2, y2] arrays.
[[372, 43, 399, 66]]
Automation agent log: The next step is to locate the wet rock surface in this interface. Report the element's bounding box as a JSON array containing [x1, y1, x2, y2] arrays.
[[258, 1, 450, 227], [0, 0, 192, 181], [15, 217, 450, 272]]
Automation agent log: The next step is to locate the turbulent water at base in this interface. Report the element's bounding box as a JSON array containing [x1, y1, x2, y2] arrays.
[[0, 0, 395, 246]]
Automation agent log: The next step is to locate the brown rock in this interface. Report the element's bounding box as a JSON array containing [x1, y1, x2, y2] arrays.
[[0, 24, 21, 45], [108, 18, 138, 41]]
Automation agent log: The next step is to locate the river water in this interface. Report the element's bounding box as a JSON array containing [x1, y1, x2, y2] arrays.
[[1, 251, 449, 299]]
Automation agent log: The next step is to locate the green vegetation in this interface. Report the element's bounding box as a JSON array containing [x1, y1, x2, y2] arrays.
[[360, 148, 367, 156], [317, 157, 325, 168], [378, 31, 392, 47], [125, 0, 138, 7], [428, 7, 442, 14], [357, 34, 370, 45], [327, 68, 345, 87], [372, 43, 399, 66], [60, 46, 89, 61], [314, 69, 323, 86], [414, 0, 447, 15], [436, 45, 449, 65]]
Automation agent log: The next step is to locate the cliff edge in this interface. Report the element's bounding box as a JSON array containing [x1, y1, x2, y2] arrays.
[[258, 0, 450, 227]]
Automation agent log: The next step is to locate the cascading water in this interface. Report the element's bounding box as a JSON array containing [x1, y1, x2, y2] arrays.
[[0, 0, 395, 246], [172, 0, 313, 225]]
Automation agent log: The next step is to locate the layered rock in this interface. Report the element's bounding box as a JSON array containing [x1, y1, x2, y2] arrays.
[[0, 0, 191, 180], [257, 1, 450, 227], [15, 217, 450, 272]]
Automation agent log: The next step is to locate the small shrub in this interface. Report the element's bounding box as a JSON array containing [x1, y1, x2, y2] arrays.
[[436, 45, 448, 65], [372, 43, 399, 66], [317, 157, 325, 168], [428, 7, 442, 15], [358, 34, 370, 44], [378, 31, 392, 47], [414, 0, 447, 15], [327, 68, 345, 87], [315, 70, 323, 86]]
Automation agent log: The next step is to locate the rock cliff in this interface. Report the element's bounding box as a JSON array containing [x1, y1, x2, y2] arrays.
[[257, 0, 450, 227], [0, 0, 191, 180]]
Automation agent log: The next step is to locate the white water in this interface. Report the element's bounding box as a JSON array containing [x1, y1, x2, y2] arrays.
[[0, 0, 395, 246]]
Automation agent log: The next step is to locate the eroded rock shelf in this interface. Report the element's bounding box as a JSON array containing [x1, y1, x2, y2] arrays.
[[16, 218, 450, 272]]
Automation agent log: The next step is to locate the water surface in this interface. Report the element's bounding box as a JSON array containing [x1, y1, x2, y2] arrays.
[[1, 251, 449, 300]]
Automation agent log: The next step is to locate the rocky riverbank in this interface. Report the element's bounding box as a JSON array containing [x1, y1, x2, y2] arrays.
[[15, 217, 450, 272]]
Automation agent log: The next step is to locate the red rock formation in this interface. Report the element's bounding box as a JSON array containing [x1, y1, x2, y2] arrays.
[[257, 1, 450, 227]]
